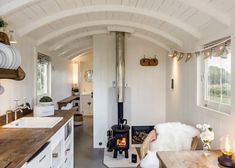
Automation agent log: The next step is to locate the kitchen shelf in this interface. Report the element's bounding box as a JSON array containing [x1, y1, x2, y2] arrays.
[[0, 67, 25, 80], [0, 32, 25, 81]]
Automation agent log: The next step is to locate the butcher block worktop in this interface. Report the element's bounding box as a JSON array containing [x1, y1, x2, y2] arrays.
[[0, 110, 74, 168]]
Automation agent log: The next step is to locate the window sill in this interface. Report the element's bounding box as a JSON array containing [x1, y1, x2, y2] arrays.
[[197, 105, 231, 116]]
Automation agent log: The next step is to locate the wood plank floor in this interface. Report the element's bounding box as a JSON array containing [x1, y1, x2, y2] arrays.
[[74, 116, 107, 168]]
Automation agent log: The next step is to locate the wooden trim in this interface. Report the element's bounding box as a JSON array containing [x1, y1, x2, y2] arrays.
[[0, 67, 26, 80], [57, 95, 79, 110], [0, 108, 33, 126]]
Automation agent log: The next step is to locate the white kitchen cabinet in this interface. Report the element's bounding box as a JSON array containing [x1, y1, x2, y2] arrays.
[[23, 117, 74, 168], [80, 94, 93, 116], [26, 142, 52, 168]]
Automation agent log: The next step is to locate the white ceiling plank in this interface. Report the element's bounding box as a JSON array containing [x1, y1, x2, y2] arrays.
[[55, 38, 92, 52], [107, 0, 122, 5], [121, 0, 130, 6], [65, 47, 92, 58], [136, 0, 146, 8], [133, 33, 170, 51], [143, 0, 155, 9], [50, 30, 108, 50], [36, 19, 183, 46], [68, 49, 93, 60], [58, 44, 92, 57], [176, 0, 231, 26], [18, 5, 201, 39], [38, 0, 61, 14], [72, 50, 92, 61], [0, 0, 38, 16], [129, 0, 139, 7], [91, 0, 106, 5]]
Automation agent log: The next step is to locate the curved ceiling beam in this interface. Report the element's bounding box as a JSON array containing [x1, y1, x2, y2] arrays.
[[50, 30, 107, 51], [176, 0, 231, 26], [55, 38, 92, 52], [72, 50, 93, 62], [71, 50, 93, 61], [67, 48, 93, 59], [51, 28, 170, 52], [0, 0, 37, 16], [18, 5, 201, 38], [37, 20, 183, 47]]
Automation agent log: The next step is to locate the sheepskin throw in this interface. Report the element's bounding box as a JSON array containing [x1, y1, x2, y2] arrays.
[[140, 122, 199, 168]]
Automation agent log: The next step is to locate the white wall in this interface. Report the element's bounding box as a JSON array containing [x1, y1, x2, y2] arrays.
[[0, 37, 36, 114], [0, 37, 73, 114], [126, 37, 166, 126], [93, 34, 116, 148], [93, 34, 167, 148], [50, 56, 73, 108], [166, 21, 235, 148], [77, 53, 93, 94]]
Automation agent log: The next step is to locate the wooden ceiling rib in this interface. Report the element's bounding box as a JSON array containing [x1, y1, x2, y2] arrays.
[[0, 0, 234, 58]]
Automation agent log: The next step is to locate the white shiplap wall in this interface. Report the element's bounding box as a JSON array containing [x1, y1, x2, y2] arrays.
[[166, 22, 235, 148], [93, 34, 167, 148]]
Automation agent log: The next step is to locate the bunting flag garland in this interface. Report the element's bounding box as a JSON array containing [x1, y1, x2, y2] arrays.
[[185, 53, 193, 62], [178, 52, 184, 61], [168, 37, 231, 63], [203, 49, 212, 59]]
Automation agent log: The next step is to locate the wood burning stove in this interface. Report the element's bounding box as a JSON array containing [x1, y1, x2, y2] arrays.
[[111, 124, 130, 158], [107, 114, 130, 158]]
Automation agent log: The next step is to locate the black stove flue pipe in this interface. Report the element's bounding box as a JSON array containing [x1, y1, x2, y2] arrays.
[[118, 102, 123, 125]]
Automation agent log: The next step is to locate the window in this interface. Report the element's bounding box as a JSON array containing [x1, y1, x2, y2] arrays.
[[198, 45, 231, 114], [36, 53, 51, 99]]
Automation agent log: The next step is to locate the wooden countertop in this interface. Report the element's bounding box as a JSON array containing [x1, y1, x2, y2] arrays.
[[157, 150, 226, 168], [57, 95, 79, 104], [0, 110, 74, 168], [57, 95, 79, 110]]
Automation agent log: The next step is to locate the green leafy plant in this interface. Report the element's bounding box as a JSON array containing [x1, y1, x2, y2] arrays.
[[39, 96, 53, 102], [72, 88, 79, 92], [0, 18, 8, 28]]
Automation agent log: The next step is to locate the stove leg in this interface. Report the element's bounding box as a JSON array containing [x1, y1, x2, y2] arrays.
[[113, 150, 118, 158], [125, 150, 129, 158]]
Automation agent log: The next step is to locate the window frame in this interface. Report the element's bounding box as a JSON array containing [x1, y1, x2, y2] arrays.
[[36, 54, 51, 100], [197, 53, 231, 114]]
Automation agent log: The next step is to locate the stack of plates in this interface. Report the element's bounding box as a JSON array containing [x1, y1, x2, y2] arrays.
[[0, 43, 21, 70]]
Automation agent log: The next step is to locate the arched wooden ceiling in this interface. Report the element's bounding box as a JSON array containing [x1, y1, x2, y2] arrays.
[[1, 0, 234, 59]]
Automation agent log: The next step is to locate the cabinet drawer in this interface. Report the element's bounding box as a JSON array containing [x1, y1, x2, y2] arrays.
[[50, 126, 64, 149], [27, 142, 51, 168]]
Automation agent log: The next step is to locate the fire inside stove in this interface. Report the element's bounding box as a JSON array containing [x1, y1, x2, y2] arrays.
[[117, 137, 127, 148]]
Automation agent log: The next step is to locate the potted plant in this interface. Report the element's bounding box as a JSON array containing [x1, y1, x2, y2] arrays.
[[72, 88, 79, 96], [39, 96, 53, 105], [0, 18, 8, 32]]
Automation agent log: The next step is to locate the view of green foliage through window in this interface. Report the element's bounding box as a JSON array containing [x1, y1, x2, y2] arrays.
[[37, 61, 49, 97], [205, 53, 231, 105]]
